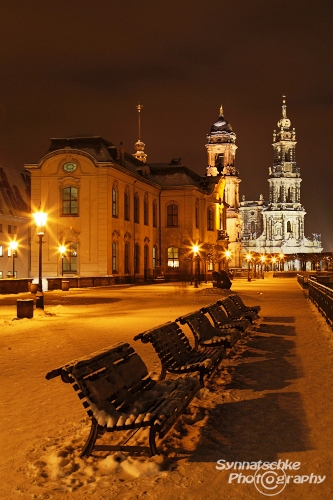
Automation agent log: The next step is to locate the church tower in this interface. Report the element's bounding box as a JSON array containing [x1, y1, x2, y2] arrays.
[[240, 97, 323, 260], [206, 106, 242, 268]]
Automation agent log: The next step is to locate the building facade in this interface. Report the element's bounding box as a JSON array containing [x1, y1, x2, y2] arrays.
[[240, 99, 323, 262], [25, 135, 233, 285], [0, 166, 30, 279]]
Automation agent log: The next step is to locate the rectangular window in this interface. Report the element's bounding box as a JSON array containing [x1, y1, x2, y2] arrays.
[[8, 225, 12, 234], [167, 204, 178, 227], [167, 247, 179, 268], [207, 208, 214, 231], [144, 199, 148, 225], [13, 226, 17, 234], [0, 271, 2, 278], [124, 192, 130, 221], [112, 242, 118, 273], [195, 202, 199, 228], [124, 243, 130, 274], [152, 246, 157, 269], [112, 189, 118, 217], [0, 246, 2, 257], [0, 224, 3, 232], [62, 187, 78, 215], [134, 194, 139, 223], [153, 201, 157, 227]]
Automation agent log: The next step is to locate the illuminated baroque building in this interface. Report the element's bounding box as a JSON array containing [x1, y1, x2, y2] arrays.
[[25, 129, 232, 284], [239, 98, 323, 260]]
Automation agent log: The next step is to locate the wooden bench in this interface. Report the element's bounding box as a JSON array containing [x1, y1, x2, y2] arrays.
[[176, 310, 241, 350], [200, 302, 249, 332], [228, 294, 261, 316], [218, 297, 257, 324], [134, 321, 225, 388], [46, 342, 200, 457]]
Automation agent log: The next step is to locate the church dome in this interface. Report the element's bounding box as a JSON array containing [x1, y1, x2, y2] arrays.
[[207, 105, 236, 143]]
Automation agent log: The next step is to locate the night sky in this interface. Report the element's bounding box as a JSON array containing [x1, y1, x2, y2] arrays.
[[0, 1, 332, 250]]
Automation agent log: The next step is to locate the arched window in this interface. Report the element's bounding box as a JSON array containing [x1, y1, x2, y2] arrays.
[[250, 221, 256, 233], [134, 193, 140, 223], [112, 241, 118, 273], [152, 200, 157, 227], [62, 187, 78, 215], [124, 189, 130, 221], [167, 247, 179, 268], [207, 207, 214, 231], [124, 242, 130, 274], [287, 221, 292, 232], [144, 193, 149, 226], [167, 203, 178, 227], [62, 242, 78, 273]]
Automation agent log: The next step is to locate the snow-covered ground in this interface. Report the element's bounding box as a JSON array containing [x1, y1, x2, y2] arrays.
[[1, 280, 333, 500]]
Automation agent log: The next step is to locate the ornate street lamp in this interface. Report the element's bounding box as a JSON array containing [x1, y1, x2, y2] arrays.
[[246, 253, 252, 282], [59, 245, 66, 276], [33, 210, 47, 309], [9, 240, 18, 278]]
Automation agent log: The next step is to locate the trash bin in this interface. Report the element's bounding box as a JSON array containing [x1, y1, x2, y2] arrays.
[[30, 283, 38, 294], [17, 299, 34, 319], [61, 280, 70, 291]]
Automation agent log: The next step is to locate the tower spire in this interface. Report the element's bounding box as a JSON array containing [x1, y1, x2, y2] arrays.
[[220, 104, 223, 116], [133, 102, 147, 163], [282, 95, 287, 118]]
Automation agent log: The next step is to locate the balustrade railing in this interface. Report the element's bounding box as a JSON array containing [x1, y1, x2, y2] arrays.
[[308, 278, 333, 328]]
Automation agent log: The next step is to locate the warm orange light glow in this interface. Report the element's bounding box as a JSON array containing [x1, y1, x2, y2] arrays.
[[260, 255, 266, 263], [192, 244, 199, 255], [271, 257, 277, 263], [225, 250, 232, 259], [59, 245, 67, 255], [33, 211, 48, 227], [9, 241, 18, 251], [279, 252, 284, 259], [246, 253, 252, 262]]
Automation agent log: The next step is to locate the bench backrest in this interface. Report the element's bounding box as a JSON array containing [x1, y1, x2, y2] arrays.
[[177, 310, 221, 344], [134, 321, 193, 369], [200, 302, 231, 327], [218, 297, 243, 318], [47, 342, 155, 415]]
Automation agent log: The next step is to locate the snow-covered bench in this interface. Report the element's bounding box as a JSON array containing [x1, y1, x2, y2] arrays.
[[134, 321, 225, 388], [200, 301, 250, 332], [219, 296, 259, 323], [176, 310, 241, 350], [46, 342, 200, 457]]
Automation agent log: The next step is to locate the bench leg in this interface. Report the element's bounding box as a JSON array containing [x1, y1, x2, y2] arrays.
[[80, 418, 100, 458], [149, 427, 159, 456], [159, 364, 167, 381]]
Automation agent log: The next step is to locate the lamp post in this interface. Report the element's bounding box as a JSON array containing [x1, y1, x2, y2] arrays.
[[59, 245, 66, 276], [224, 250, 231, 272], [192, 244, 200, 288], [9, 241, 18, 278], [271, 256, 277, 272], [246, 253, 252, 282], [260, 255, 266, 279], [33, 210, 47, 309], [279, 252, 284, 271]]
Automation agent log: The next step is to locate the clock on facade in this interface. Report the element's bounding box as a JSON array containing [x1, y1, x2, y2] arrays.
[[63, 162, 77, 172]]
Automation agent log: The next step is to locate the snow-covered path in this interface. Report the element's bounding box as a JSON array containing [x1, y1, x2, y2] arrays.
[[1, 279, 332, 499]]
